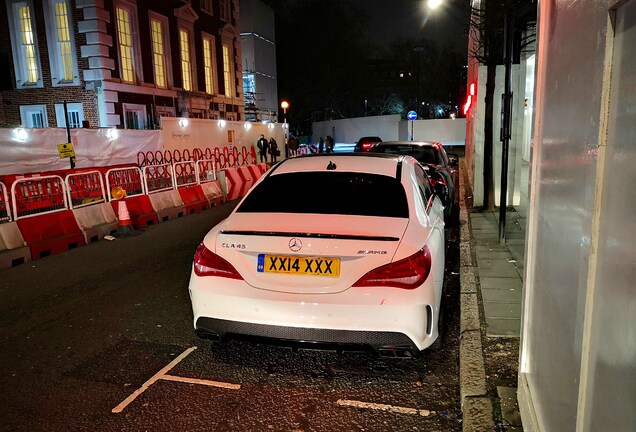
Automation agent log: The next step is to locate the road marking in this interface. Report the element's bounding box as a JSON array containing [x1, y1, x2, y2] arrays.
[[112, 346, 198, 413], [160, 374, 241, 390], [336, 399, 432, 417]]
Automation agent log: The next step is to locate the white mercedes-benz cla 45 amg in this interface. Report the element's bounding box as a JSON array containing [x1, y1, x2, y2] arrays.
[[188, 153, 446, 357]]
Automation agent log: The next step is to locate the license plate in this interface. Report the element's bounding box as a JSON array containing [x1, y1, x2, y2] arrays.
[[257, 254, 340, 277]]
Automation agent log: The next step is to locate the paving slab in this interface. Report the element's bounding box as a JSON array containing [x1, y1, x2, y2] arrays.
[[480, 277, 523, 290], [483, 301, 522, 319], [486, 318, 521, 337], [497, 386, 523, 427], [481, 287, 522, 302], [478, 266, 521, 279]]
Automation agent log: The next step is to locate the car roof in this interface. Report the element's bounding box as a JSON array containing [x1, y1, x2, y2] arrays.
[[377, 141, 442, 148], [268, 153, 405, 178]]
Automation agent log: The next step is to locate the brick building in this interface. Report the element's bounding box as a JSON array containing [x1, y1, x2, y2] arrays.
[[0, 0, 244, 129]]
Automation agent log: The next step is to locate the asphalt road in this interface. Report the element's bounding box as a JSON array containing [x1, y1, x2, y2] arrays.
[[0, 200, 461, 432]]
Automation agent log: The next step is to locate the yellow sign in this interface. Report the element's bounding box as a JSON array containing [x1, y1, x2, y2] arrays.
[[57, 143, 75, 158]]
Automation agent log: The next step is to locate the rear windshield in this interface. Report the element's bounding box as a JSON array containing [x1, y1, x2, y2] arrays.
[[374, 145, 440, 165], [237, 171, 408, 217]]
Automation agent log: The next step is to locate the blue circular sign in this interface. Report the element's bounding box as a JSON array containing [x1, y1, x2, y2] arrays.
[[407, 111, 417, 120]]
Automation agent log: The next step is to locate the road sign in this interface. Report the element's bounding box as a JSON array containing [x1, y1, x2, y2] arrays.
[[407, 111, 417, 120], [57, 143, 75, 158]]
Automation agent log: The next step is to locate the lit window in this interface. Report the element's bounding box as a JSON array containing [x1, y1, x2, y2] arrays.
[[203, 36, 215, 94], [116, 6, 135, 83], [55, 103, 84, 128], [7, 1, 42, 87], [52, 1, 73, 81], [222, 43, 233, 97], [180, 29, 192, 91], [19, 105, 48, 128], [150, 18, 166, 88]]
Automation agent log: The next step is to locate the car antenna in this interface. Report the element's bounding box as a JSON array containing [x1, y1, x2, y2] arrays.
[[327, 161, 337, 170]]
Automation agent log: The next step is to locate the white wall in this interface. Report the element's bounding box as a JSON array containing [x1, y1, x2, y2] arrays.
[[519, 1, 636, 431], [312, 115, 466, 147]]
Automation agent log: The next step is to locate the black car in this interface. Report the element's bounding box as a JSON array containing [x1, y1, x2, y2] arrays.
[[371, 141, 458, 220], [353, 136, 382, 152]]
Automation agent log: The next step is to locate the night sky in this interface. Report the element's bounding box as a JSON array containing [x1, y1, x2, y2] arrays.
[[350, 0, 469, 54]]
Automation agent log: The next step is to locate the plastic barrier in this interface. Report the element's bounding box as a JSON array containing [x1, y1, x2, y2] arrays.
[[236, 166, 254, 197], [257, 163, 269, 175], [148, 189, 185, 222], [0, 222, 31, 269], [246, 165, 263, 186], [11, 175, 67, 219], [221, 167, 243, 201], [177, 185, 208, 214], [0, 182, 10, 223], [143, 164, 174, 194], [199, 180, 227, 207], [173, 161, 198, 187], [65, 170, 106, 209], [16, 211, 85, 260], [73, 202, 118, 243], [106, 167, 145, 197]]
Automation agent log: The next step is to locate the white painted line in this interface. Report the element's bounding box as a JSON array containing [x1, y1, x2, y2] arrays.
[[160, 374, 241, 390], [112, 346, 197, 413], [336, 399, 432, 417]]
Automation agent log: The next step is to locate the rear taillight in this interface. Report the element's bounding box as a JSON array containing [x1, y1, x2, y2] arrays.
[[429, 175, 447, 187], [193, 243, 243, 279], [353, 246, 432, 289], [361, 142, 374, 151]]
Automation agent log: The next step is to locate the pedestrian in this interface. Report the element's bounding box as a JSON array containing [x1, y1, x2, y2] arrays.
[[318, 137, 325, 153], [256, 134, 268, 163], [288, 135, 299, 157], [326, 135, 334, 153], [268, 137, 279, 163]]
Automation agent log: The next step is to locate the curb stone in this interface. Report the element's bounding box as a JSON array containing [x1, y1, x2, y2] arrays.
[[459, 162, 496, 431]]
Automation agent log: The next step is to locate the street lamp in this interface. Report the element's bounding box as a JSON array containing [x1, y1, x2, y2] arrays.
[[413, 46, 424, 119], [427, 0, 443, 10], [280, 100, 289, 152]]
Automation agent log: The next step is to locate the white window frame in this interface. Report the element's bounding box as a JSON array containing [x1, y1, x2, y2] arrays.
[[202, 33, 217, 95], [6, 0, 43, 89], [178, 26, 196, 91], [123, 103, 147, 130], [114, 0, 143, 84], [55, 103, 84, 128], [148, 11, 172, 88], [222, 40, 235, 98], [43, 0, 79, 86], [20, 105, 48, 128], [200, 0, 212, 15]]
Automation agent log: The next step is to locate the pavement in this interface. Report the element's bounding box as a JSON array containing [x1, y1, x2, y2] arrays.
[[459, 162, 525, 432]]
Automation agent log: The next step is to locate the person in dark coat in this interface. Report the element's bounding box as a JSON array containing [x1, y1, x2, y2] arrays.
[[288, 135, 299, 156], [326, 135, 335, 153], [268, 137, 279, 163], [256, 134, 268, 163], [318, 137, 325, 153]]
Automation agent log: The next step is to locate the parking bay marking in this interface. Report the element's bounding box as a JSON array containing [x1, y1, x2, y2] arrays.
[[337, 399, 432, 417], [112, 346, 241, 414]]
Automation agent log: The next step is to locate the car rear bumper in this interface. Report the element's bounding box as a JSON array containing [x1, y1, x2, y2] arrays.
[[189, 272, 441, 351]]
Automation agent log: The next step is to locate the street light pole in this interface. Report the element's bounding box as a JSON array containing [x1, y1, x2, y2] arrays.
[[280, 100, 289, 156], [413, 46, 424, 119]]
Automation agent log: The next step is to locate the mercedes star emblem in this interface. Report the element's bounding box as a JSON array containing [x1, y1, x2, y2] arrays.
[[288, 237, 302, 252]]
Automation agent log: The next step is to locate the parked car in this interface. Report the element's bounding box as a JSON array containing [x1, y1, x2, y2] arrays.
[[353, 136, 382, 152], [371, 141, 458, 220], [189, 153, 446, 357]]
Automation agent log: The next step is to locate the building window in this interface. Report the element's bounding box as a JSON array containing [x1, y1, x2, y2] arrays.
[[150, 17, 166, 88], [200, 0, 212, 14], [123, 103, 147, 130], [219, 0, 230, 21], [179, 29, 193, 91], [116, 6, 135, 82], [6, 1, 42, 88], [202, 35, 216, 94], [19, 105, 48, 128], [55, 103, 83, 128], [222, 42, 234, 97], [43, 0, 78, 86]]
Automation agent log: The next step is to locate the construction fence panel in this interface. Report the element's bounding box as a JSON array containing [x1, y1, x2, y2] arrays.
[[11, 175, 68, 220], [0, 182, 11, 223], [173, 161, 198, 188], [106, 167, 145, 199], [65, 170, 107, 209], [143, 164, 175, 194]]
